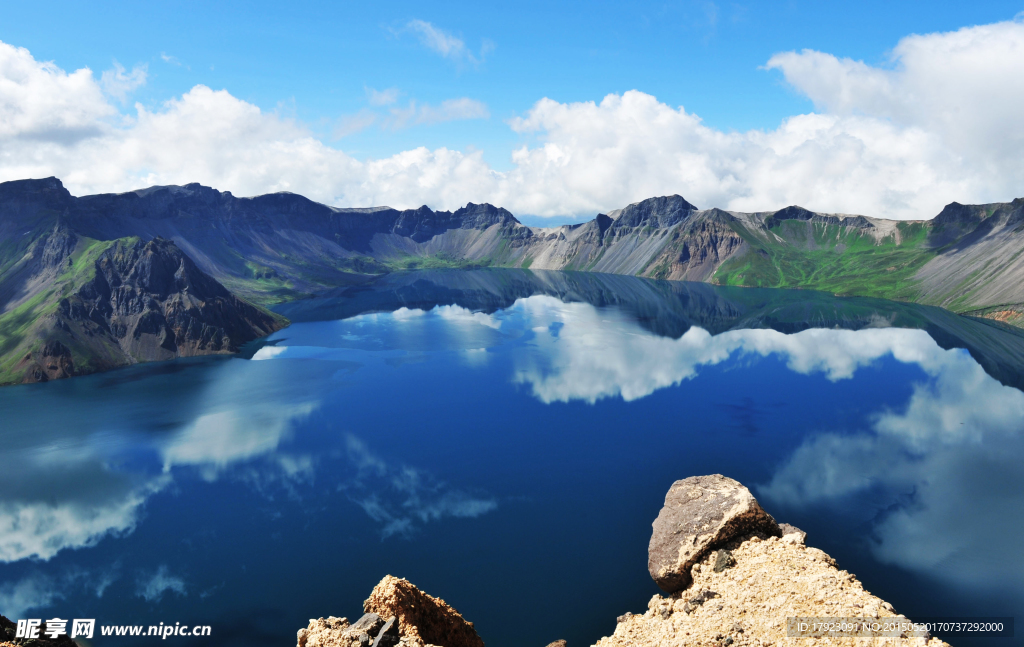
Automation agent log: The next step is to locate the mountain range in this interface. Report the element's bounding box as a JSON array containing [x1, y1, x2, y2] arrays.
[[2, 176, 1023, 384]]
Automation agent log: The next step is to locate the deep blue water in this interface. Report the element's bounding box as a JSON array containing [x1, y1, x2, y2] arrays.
[[1, 271, 1022, 646]]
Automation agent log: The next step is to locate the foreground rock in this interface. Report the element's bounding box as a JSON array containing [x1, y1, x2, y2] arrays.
[[301, 476, 951, 647], [648, 475, 780, 592], [597, 474, 950, 647], [297, 576, 483, 647], [598, 529, 950, 647], [364, 576, 484, 647]]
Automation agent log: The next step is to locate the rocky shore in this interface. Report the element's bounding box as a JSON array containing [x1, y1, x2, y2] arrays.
[[299, 475, 951, 647]]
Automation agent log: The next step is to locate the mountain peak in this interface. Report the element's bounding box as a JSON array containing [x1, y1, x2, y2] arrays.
[[611, 194, 698, 229]]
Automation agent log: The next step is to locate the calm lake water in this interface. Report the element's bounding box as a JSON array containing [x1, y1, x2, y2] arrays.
[[1, 270, 1021, 646]]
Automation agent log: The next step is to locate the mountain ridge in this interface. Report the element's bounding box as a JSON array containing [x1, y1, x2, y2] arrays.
[[3, 176, 1024, 383], [5, 178, 1023, 313]]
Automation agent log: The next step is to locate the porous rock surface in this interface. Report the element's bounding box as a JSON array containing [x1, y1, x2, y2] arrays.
[[596, 529, 951, 647], [648, 475, 781, 592], [297, 576, 482, 647], [364, 576, 484, 647]]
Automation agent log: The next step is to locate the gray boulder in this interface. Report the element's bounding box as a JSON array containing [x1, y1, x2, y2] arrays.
[[349, 613, 384, 636], [648, 474, 780, 592], [370, 617, 400, 647], [779, 523, 807, 544]]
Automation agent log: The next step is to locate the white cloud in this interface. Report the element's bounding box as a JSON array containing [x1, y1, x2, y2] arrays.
[[405, 20, 488, 66], [137, 565, 186, 602], [1, 18, 1023, 218], [0, 568, 123, 617], [366, 86, 400, 106], [161, 402, 317, 477], [420, 97, 489, 123], [0, 41, 112, 143], [384, 98, 490, 130], [766, 19, 1024, 163], [99, 61, 147, 102]]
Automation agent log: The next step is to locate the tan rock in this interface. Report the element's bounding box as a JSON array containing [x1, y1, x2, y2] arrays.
[[364, 575, 484, 647], [297, 616, 351, 647], [598, 533, 951, 647]]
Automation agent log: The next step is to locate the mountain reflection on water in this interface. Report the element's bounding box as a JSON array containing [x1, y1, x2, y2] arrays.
[[0, 269, 1021, 646]]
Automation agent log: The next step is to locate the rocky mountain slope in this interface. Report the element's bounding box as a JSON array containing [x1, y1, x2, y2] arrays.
[[3, 178, 1023, 319], [4, 176, 1024, 383], [0, 219, 284, 385]]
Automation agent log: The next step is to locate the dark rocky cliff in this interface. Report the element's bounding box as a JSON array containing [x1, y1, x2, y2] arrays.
[[3, 227, 284, 385]]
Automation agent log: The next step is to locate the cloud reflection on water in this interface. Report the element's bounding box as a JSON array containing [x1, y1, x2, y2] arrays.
[[343, 435, 498, 539], [2, 292, 1022, 615], [0, 358, 323, 562], [508, 295, 941, 403], [762, 341, 1024, 592], [497, 296, 1024, 593]]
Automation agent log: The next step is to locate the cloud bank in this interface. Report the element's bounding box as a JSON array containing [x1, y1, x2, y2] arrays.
[[1, 17, 1023, 219]]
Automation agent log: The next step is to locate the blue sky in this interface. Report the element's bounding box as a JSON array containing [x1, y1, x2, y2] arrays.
[[1, 2, 1023, 220]]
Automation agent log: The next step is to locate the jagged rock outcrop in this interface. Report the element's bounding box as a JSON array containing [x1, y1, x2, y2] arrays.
[[648, 475, 781, 592], [364, 576, 483, 647], [296, 612, 405, 647], [297, 576, 483, 647]]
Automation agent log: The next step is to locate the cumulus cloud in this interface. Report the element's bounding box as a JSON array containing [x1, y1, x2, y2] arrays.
[[1, 18, 1023, 219], [161, 402, 317, 477], [136, 565, 186, 602], [0, 41, 112, 143], [766, 18, 1024, 170]]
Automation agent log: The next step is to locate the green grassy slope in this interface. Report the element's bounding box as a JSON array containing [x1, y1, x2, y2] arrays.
[[712, 220, 936, 301], [0, 236, 120, 384]]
